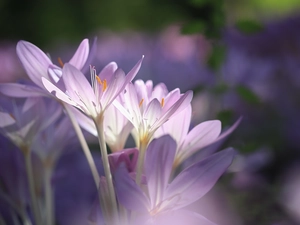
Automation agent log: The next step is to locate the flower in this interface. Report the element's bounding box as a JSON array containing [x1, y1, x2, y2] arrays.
[[114, 80, 193, 147], [155, 105, 242, 167], [0, 97, 61, 151], [68, 91, 133, 152], [42, 57, 143, 120], [0, 39, 91, 98], [114, 135, 235, 224]]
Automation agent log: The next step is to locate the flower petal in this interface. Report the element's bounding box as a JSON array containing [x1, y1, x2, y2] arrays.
[[41, 77, 76, 106], [152, 90, 193, 131], [70, 107, 97, 136], [98, 62, 118, 83], [0, 83, 48, 97], [179, 120, 222, 160], [68, 39, 89, 70], [145, 135, 176, 208], [155, 209, 217, 225], [114, 164, 149, 212], [62, 63, 96, 116], [143, 99, 162, 128], [165, 148, 235, 210], [16, 41, 51, 87]]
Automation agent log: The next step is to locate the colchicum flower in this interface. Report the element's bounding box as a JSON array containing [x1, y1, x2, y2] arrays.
[[155, 104, 241, 168], [0, 39, 91, 98], [114, 135, 235, 225], [114, 80, 193, 147], [41, 58, 143, 120]]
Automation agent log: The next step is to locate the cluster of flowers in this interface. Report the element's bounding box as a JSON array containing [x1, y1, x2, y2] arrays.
[[0, 39, 238, 225]]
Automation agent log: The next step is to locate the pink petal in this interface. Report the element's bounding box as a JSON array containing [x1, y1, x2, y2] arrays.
[[145, 135, 176, 208], [68, 39, 89, 70], [70, 106, 97, 136], [16, 41, 51, 87], [152, 90, 193, 131], [62, 63, 96, 114], [114, 164, 149, 212], [98, 62, 118, 83], [124, 56, 144, 84], [41, 77, 76, 106], [165, 148, 235, 210], [180, 120, 222, 158], [143, 99, 162, 127], [0, 83, 48, 97]]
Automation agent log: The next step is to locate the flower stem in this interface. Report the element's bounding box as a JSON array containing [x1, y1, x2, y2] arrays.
[[135, 139, 148, 185], [23, 147, 42, 225], [63, 104, 100, 188], [43, 163, 54, 225], [95, 113, 118, 224]]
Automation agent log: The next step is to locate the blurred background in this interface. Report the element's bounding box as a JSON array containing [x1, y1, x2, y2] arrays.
[[1, 0, 300, 224]]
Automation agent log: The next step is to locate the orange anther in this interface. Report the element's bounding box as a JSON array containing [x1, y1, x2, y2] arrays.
[[96, 76, 103, 85], [161, 98, 165, 107], [139, 99, 144, 107], [102, 79, 107, 92], [57, 57, 64, 67]]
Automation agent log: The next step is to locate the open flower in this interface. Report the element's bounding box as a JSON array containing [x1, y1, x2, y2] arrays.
[[155, 104, 242, 167], [114, 135, 235, 224], [42, 58, 143, 120], [114, 80, 193, 147], [0, 39, 91, 98]]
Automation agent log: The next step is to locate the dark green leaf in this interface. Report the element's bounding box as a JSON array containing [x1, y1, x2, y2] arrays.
[[235, 19, 264, 35], [217, 109, 233, 126], [207, 45, 226, 70], [235, 85, 261, 104], [181, 20, 206, 34]]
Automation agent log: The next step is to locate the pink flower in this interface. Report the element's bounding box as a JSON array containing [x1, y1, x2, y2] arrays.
[[42, 57, 143, 119], [114, 80, 193, 146], [0, 39, 90, 98], [114, 135, 235, 224]]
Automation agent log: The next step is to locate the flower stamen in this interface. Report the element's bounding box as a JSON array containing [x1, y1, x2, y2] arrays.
[[57, 57, 64, 68], [161, 98, 165, 107], [96, 76, 103, 85], [102, 79, 107, 92], [139, 98, 144, 108]]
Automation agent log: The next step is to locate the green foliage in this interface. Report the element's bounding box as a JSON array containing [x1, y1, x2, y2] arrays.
[[235, 19, 264, 34], [181, 20, 206, 34], [235, 85, 261, 104], [207, 45, 226, 70], [217, 109, 234, 127]]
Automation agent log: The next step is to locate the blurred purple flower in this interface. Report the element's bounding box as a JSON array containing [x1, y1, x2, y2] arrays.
[[114, 135, 235, 224]]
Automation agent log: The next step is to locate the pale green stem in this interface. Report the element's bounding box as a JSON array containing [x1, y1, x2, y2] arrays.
[[95, 113, 118, 224], [44, 164, 54, 225], [135, 139, 148, 185], [63, 104, 100, 188], [0, 191, 31, 225], [23, 148, 42, 225]]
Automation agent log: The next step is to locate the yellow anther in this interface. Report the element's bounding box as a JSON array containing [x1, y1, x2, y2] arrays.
[[102, 79, 107, 92], [139, 98, 144, 107], [96, 76, 103, 85], [57, 57, 64, 67], [161, 98, 165, 107]]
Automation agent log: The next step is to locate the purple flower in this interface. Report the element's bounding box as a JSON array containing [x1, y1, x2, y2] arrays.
[[114, 135, 235, 224], [0, 39, 91, 98], [42, 58, 143, 120], [114, 80, 193, 147]]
